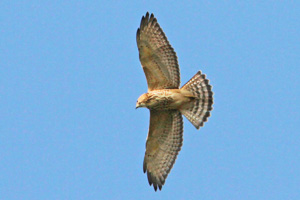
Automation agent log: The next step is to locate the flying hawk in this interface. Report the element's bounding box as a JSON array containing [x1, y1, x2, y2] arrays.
[[136, 12, 213, 191]]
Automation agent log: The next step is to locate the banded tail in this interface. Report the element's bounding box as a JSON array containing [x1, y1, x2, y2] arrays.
[[180, 71, 213, 129]]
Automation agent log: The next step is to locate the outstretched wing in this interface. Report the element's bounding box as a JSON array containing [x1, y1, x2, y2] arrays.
[[143, 110, 183, 191], [137, 12, 180, 91]]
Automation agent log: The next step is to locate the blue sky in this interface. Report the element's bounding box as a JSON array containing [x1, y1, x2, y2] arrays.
[[1, 1, 300, 199]]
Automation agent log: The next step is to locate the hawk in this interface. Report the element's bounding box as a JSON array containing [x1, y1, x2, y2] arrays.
[[136, 12, 213, 191]]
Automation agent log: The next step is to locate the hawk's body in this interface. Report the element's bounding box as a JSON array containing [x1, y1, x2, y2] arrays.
[[137, 89, 195, 110], [136, 12, 213, 191]]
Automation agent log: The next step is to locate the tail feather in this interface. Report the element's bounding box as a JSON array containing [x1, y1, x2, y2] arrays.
[[180, 71, 213, 129]]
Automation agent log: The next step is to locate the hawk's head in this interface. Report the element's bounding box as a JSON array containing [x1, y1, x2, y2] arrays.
[[136, 93, 149, 109]]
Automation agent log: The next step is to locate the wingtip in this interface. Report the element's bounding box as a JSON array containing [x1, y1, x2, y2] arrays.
[[136, 28, 140, 39], [141, 12, 155, 25], [147, 171, 153, 186], [141, 15, 145, 23], [158, 185, 162, 190], [150, 13, 154, 19]]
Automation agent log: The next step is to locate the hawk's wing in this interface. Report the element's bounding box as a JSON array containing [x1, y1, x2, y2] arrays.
[[136, 12, 180, 91], [143, 110, 183, 191]]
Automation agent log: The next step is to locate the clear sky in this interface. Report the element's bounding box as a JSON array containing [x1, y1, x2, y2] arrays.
[[1, 1, 300, 199]]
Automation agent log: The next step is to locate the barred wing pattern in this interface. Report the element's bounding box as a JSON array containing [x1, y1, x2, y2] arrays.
[[143, 110, 183, 191], [136, 12, 180, 91]]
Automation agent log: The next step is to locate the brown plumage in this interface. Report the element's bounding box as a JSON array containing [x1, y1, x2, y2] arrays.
[[136, 12, 214, 191]]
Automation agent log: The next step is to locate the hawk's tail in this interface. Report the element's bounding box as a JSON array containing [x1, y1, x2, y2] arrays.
[[180, 71, 213, 129]]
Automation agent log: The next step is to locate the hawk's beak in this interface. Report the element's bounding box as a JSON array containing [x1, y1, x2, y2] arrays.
[[136, 101, 146, 109]]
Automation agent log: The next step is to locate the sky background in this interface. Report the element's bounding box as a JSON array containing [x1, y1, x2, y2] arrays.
[[1, 1, 300, 199]]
